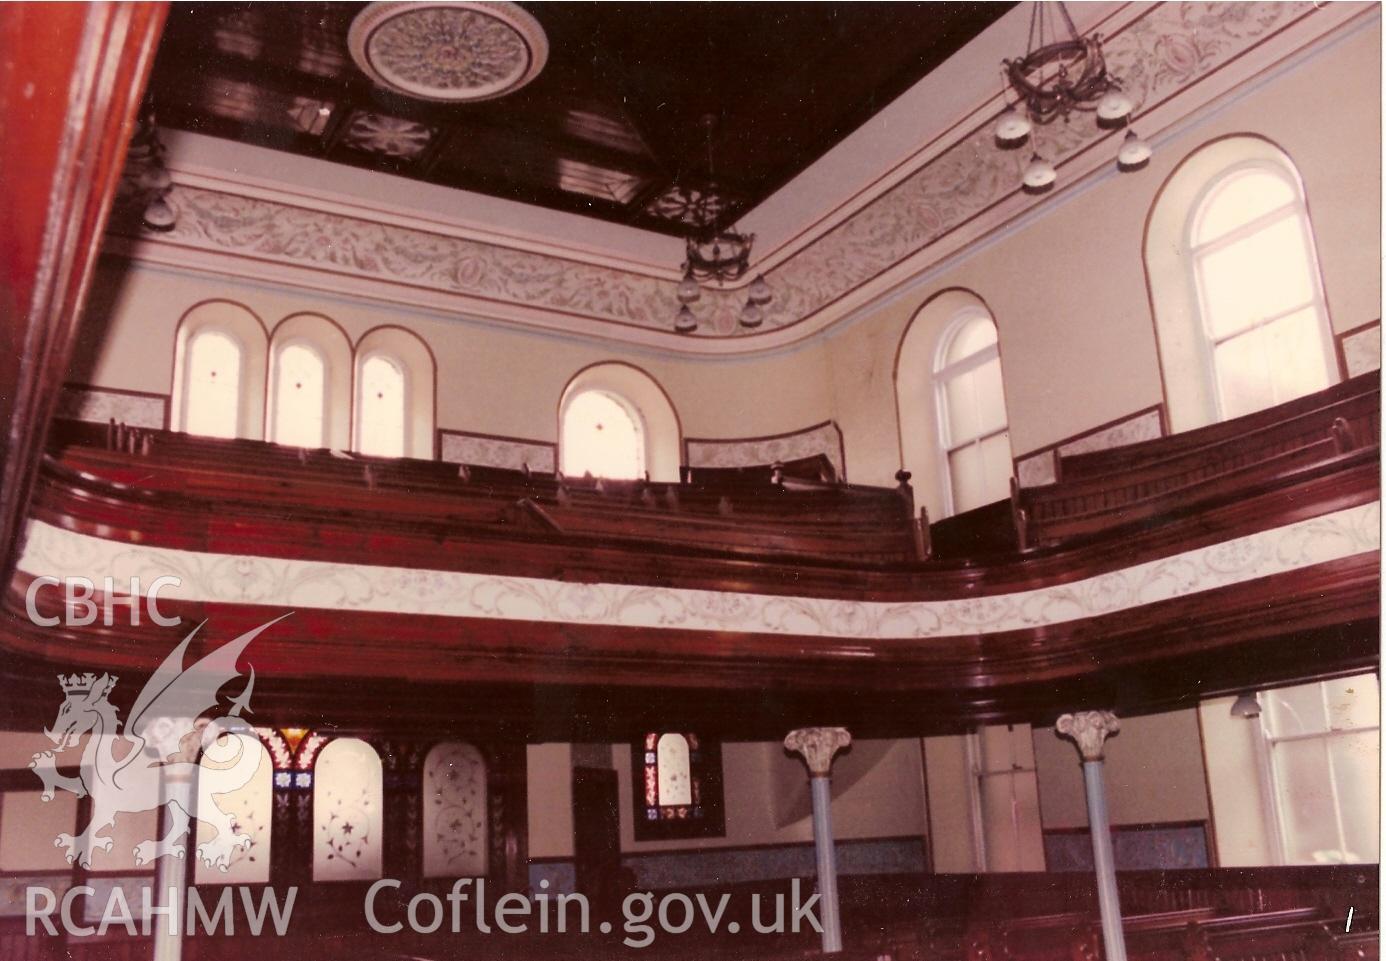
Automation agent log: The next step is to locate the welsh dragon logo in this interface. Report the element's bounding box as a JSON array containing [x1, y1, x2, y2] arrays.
[[28, 617, 284, 871]]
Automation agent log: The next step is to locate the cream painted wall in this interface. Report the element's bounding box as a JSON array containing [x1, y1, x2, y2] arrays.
[[523, 737, 928, 861], [71, 259, 836, 464], [1030, 709, 1211, 832], [1197, 698, 1277, 867], [827, 20, 1382, 510], [612, 738, 927, 855], [922, 734, 979, 873]]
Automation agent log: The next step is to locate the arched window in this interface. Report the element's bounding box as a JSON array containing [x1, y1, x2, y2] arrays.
[[935, 311, 1011, 515], [1190, 165, 1333, 420], [268, 313, 352, 450], [194, 735, 273, 885], [558, 363, 681, 482], [312, 737, 383, 881], [633, 731, 725, 841], [270, 342, 327, 448], [356, 353, 407, 458], [184, 330, 243, 439], [560, 390, 644, 480], [353, 327, 434, 459], [1145, 138, 1336, 431], [422, 742, 488, 878], [172, 301, 268, 440]]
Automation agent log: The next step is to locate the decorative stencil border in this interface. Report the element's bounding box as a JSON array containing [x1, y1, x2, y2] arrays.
[[16, 501, 1377, 641], [56, 383, 169, 430], [1337, 321, 1381, 379], [1015, 406, 1167, 489], [438, 429, 556, 474], [110, 2, 1320, 343], [685, 421, 845, 481]]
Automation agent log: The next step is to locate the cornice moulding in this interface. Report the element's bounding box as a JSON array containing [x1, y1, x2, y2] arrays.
[[105, 2, 1363, 356]]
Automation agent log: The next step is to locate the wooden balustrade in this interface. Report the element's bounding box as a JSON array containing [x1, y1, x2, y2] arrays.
[[1015, 375, 1380, 549], [6, 866, 1372, 961]]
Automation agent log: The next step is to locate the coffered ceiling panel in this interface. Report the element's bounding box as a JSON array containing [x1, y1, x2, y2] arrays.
[[145, 2, 1014, 237]]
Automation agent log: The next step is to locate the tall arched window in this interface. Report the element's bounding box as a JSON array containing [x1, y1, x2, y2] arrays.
[[1146, 138, 1337, 431], [557, 363, 681, 482], [270, 342, 327, 448], [1190, 165, 1333, 420], [172, 301, 268, 440], [560, 390, 644, 479], [194, 736, 273, 885], [353, 327, 434, 459], [268, 313, 352, 450], [935, 312, 1011, 514], [356, 353, 407, 458], [183, 330, 243, 439]]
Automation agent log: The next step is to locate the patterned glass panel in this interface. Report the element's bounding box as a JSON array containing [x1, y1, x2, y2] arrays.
[[656, 734, 692, 806], [185, 330, 242, 439], [357, 354, 406, 457], [422, 742, 488, 878], [194, 736, 273, 884], [313, 738, 383, 881]]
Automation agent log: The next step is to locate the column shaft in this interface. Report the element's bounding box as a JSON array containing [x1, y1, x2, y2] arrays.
[[809, 775, 843, 953], [1082, 760, 1126, 961]]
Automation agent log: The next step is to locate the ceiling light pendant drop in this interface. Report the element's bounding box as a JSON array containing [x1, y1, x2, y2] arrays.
[[1117, 128, 1153, 173], [674, 304, 698, 334], [1022, 153, 1057, 194], [994, 105, 1033, 149], [119, 108, 177, 232]]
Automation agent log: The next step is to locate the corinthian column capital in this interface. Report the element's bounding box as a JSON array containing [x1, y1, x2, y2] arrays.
[[1056, 711, 1121, 762], [784, 727, 852, 777]]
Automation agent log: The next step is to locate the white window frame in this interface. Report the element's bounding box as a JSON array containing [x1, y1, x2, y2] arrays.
[[934, 309, 1010, 517], [268, 336, 330, 449], [1187, 160, 1336, 422], [1254, 675, 1381, 865], [180, 327, 246, 439], [353, 349, 412, 458]]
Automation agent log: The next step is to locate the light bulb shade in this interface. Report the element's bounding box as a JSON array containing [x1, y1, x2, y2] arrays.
[[1117, 130, 1152, 172], [748, 273, 772, 306], [739, 299, 764, 329], [1096, 89, 1134, 127], [994, 106, 1032, 148], [141, 167, 173, 191], [674, 304, 698, 333], [677, 269, 701, 304], [1021, 154, 1057, 194], [1230, 693, 1261, 719], [142, 197, 176, 231]]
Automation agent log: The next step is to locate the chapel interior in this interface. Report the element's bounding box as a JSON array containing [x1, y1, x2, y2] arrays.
[[0, 2, 1381, 961]]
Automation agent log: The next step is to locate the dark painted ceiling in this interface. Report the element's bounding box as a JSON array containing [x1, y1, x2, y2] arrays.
[[146, 3, 1014, 237]]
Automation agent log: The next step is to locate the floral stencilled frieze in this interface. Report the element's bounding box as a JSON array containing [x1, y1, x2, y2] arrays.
[[686, 422, 845, 479], [439, 431, 556, 474], [18, 501, 1377, 641], [115, 3, 1317, 342]]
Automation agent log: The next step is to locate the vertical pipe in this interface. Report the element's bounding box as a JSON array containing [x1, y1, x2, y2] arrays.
[[153, 770, 193, 961], [1082, 759, 1127, 961], [810, 775, 843, 953]]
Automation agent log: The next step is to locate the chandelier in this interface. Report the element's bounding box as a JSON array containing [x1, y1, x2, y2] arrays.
[[117, 108, 177, 231], [992, 2, 1151, 195], [672, 115, 772, 333]]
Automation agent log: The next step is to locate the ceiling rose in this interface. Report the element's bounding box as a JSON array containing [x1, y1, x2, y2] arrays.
[[348, 2, 548, 103]]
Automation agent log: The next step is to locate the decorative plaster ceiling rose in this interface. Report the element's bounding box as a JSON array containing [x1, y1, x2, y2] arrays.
[[348, 1, 548, 103]]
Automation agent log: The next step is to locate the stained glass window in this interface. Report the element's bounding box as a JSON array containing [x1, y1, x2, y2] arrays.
[[633, 732, 724, 841]]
